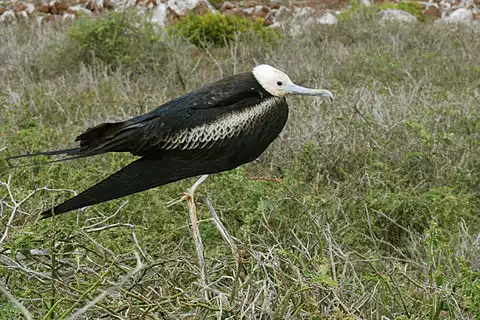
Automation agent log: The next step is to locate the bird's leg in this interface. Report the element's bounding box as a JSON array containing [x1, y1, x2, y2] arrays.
[[185, 175, 209, 299]]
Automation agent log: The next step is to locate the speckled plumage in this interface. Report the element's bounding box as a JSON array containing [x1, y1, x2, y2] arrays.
[[156, 97, 282, 150]]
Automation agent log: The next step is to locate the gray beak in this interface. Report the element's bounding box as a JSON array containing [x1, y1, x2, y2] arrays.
[[284, 84, 334, 101]]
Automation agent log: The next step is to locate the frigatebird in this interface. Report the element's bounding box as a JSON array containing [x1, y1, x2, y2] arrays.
[[10, 65, 333, 218]]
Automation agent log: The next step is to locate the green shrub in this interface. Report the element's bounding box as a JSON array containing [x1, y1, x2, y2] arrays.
[[170, 12, 279, 48], [395, 1, 427, 21], [337, 0, 362, 21], [338, 0, 427, 22], [62, 11, 165, 70]]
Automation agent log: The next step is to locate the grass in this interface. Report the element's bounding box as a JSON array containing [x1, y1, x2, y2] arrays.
[[1, 12, 480, 319]]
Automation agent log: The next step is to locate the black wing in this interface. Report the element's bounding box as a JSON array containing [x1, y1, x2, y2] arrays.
[[71, 72, 272, 157]]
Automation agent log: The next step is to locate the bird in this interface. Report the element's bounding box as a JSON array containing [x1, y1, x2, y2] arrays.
[[9, 64, 334, 219]]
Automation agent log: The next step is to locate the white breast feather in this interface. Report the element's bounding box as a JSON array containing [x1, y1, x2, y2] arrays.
[[158, 97, 280, 150]]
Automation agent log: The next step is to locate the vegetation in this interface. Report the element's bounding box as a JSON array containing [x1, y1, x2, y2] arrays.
[[1, 10, 480, 319], [339, 0, 428, 22], [52, 11, 167, 72], [171, 12, 279, 48]]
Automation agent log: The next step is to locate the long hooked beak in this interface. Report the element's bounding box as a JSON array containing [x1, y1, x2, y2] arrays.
[[284, 84, 334, 101]]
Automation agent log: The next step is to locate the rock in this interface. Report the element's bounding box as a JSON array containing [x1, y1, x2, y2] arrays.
[[150, 2, 181, 26], [16, 9, 28, 20], [15, 3, 26, 12], [54, 0, 72, 13], [39, 3, 49, 13], [318, 12, 337, 24], [86, 0, 104, 12], [270, 5, 338, 35], [167, 0, 215, 16], [293, 6, 317, 19], [379, 9, 418, 23], [68, 4, 92, 16], [48, 1, 57, 14], [424, 5, 441, 18], [25, 2, 34, 13], [149, 0, 215, 26], [136, 0, 156, 10], [439, 0, 452, 18], [62, 12, 76, 21], [443, 8, 473, 22], [224, 7, 251, 18], [253, 5, 269, 18], [220, 1, 234, 11], [150, 2, 167, 25], [0, 9, 16, 23]]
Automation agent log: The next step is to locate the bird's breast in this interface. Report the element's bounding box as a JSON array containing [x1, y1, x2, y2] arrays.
[[159, 97, 287, 151]]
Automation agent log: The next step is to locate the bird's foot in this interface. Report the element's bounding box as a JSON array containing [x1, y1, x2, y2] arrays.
[[164, 192, 188, 207], [165, 175, 209, 208]]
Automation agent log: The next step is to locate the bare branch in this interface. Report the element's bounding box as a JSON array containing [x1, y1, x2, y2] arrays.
[[0, 281, 34, 320], [67, 252, 143, 320]]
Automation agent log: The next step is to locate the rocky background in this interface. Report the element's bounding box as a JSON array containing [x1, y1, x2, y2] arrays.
[[0, 0, 479, 30]]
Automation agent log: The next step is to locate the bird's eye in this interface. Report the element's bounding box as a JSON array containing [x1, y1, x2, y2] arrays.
[[277, 81, 283, 86]]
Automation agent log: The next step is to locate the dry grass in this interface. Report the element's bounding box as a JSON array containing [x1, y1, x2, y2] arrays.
[[1, 15, 480, 319]]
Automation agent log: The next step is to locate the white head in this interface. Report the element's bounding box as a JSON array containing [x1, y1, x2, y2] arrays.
[[252, 64, 334, 100]]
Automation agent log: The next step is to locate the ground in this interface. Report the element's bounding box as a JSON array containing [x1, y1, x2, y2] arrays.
[[0, 12, 480, 319]]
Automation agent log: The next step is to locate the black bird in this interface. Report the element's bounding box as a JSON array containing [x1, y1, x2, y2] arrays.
[[10, 65, 333, 218]]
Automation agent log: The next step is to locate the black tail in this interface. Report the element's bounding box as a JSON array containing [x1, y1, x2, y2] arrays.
[[40, 156, 206, 219], [7, 148, 80, 160]]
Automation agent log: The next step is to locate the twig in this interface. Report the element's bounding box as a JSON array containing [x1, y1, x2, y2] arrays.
[[246, 176, 282, 183], [0, 281, 34, 320], [0, 176, 48, 245], [199, 197, 239, 262], [84, 223, 148, 260], [66, 252, 143, 320], [203, 47, 223, 79], [351, 87, 371, 125]]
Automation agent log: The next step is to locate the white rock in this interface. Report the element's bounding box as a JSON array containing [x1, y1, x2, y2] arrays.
[[69, 4, 93, 16], [268, 21, 282, 30], [379, 9, 418, 23], [149, 0, 216, 26], [443, 8, 473, 23], [243, 7, 254, 15], [254, 5, 265, 15], [318, 12, 337, 25], [24, 3, 35, 14], [16, 10, 28, 20], [166, 0, 215, 15], [271, 5, 338, 36], [62, 13, 76, 21], [0, 10, 16, 24], [150, 2, 168, 26], [273, 5, 291, 21], [293, 6, 316, 18], [220, 1, 234, 11]]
